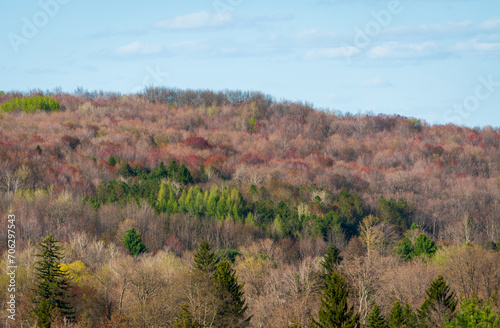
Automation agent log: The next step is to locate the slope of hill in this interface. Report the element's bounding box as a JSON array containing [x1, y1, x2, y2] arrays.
[[0, 88, 499, 327]]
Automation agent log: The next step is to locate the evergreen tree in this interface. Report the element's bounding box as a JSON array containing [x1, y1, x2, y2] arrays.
[[394, 237, 415, 260], [193, 240, 218, 275], [207, 188, 219, 218], [168, 160, 179, 178], [310, 271, 359, 328], [213, 259, 250, 327], [156, 161, 168, 179], [446, 297, 500, 328], [119, 162, 136, 177], [367, 304, 388, 328], [156, 182, 169, 213], [402, 303, 418, 328], [173, 304, 201, 328], [388, 301, 405, 328], [418, 275, 457, 328], [122, 228, 147, 256], [32, 235, 74, 327], [318, 243, 343, 289], [413, 234, 437, 258], [177, 164, 193, 184]]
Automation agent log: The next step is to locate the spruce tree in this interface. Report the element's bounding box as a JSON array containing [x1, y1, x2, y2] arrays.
[[446, 297, 500, 328], [213, 259, 250, 327], [418, 275, 457, 328], [173, 304, 201, 328], [193, 240, 218, 275], [388, 301, 405, 328], [122, 228, 147, 256], [402, 303, 417, 328], [32, 234, 74, 327], [319, 243, 343, 288], [310, 271, 359, 328], [367, 304, 388, 328]]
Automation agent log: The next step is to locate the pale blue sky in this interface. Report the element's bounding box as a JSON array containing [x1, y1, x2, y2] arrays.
[[1, 0, 499, 127]]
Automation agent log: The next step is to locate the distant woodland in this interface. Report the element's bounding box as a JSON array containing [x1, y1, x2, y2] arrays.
[[0, 88, 499, 327]]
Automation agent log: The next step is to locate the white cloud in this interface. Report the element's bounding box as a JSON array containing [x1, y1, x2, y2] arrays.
[[155, 11, 233, 29], [116, 41, 162, 55], [360, 76, 393, 88], [453, 39, 500, 54], [304, 46, 361, 59], [479, 17, 500, 30], [368, 41, 445, 59]]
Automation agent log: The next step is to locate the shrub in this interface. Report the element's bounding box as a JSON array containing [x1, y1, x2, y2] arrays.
[[1, 96, 60, 113]]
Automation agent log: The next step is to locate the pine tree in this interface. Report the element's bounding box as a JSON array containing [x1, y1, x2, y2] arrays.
[[173, 304, 201, 328], [446, 297, 500, 328], [402, 303, 417, 328], [177, 164, 193, 184], [32, 234, 74, 327], [213, 259, 250, 327], [122, 228, 147, 256], [367, 304, 388, 328], [413, 234, 437, 258], [318, 243, 343, 289], [418, 275, 457, 328], [156, 161, 168, 179], [193, 240, 218, 275], [388, 301, 405, 328], [310, 271, 359, 328], [394, 237, 415, 260]]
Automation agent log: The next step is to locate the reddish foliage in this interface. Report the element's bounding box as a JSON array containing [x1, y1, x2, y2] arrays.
[[182, 136, 211, 150], [241, 152, 265, 165]]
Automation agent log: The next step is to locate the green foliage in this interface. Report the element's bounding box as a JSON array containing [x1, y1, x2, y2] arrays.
[[402, 303, 418, 328], [193, 240, 218, 274], [394, 237, 415, 260], [1, 96, 60, 113], [319, 243, 343, 289], [34, 298, 52, 328], [108, 156, 119, 167], [213, 259, 250, 327], [395, 234, 437, 260], [173, 304, 201, 328], [32, 235, 74, 327], [335, 191, 365, 237], [248, 116, 257, 133], [119, 162, 137, 177], [446, 297, 500, 328], [310, 271, 359, 328], [122, 228, 147, 256], [379, 196, 412, 231], [367, 304, 388, 328], [413, 234, 437, 258], [388, 301, 404, 328], [216, 249, 241, 263], [177, 164, 194, 184], [419, 275, 457, 328]]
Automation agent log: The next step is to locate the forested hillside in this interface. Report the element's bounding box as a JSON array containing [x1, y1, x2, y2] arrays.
[[0, 88, 499, 327]]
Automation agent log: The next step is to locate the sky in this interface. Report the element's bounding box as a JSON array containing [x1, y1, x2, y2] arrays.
[[1, 0, 499, 127]]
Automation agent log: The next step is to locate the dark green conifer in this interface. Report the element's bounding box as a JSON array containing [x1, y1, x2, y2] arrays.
[[367, 304, 388, 328], [418, 275, 457, 328], [173, 304, 201, 328], [32, 235, 74, 327], [122, 228, 147, 256], [388, 301, 405, 328], [193, 240, 218, 275], [310, 271, 359, 328]]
